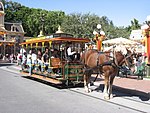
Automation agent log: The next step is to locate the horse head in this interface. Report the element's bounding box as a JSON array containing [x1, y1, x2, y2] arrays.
[[112, 45, 136, 74], [104, 45, 135, 74]]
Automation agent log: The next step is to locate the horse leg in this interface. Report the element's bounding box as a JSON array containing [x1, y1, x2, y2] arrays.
[[108, 75, 115, 99], [84, 71, 92, 93], [109, 68, 118, 99], [103, 73, 110, 100], [84, 73, 89, 93], [87, 75, 92, 92]]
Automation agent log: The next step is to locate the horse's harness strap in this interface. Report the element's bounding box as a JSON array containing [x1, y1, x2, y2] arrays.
[[119, 54, 132, 66], [83, 52, 104, 72], [97, 51, 104, 65], [84, 64, 104, 73], [84, 51, 118, 72]]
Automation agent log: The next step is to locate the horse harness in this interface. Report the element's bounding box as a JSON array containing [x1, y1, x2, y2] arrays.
[[84, 51, 116, 74], [83, 49, 133, 71]]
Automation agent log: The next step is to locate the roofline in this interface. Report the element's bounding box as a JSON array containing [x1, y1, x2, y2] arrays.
[[20, 37, 90, 45]]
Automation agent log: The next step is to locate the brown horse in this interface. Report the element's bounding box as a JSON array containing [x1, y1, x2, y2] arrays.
[[81, 45, 135, 100]]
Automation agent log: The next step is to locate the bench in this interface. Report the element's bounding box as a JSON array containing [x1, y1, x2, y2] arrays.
[[50, 58, 61, 68]]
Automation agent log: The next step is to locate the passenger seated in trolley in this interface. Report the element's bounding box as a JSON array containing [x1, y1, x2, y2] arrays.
[[51, 48, 61, 74], [37, 49, 42, 71], [51, 48, 60, 58], [41, 48, 51, 73], [27, 50, 32, 75], [21, 52, 27, 70], [66, 44, 80, 61], [31, 49, 37, 70]]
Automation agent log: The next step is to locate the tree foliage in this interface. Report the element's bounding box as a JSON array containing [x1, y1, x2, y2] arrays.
[[2, 0, 141, 39]]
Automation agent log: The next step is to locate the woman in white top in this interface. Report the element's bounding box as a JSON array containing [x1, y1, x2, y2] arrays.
[[66, 45, 80, 61]]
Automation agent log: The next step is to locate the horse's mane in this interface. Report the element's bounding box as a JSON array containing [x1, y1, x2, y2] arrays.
[[104, 45, 127, 55], [114, 45, 127, 55]]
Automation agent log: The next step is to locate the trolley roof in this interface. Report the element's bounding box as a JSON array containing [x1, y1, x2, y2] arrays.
[[20, 36, 90, 45]]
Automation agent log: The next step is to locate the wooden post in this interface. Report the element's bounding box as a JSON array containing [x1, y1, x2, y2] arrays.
[[49, 41, 52, 67], [42, 42, 45, 53]]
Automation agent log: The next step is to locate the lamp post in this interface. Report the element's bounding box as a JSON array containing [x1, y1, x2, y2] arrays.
[[3, 34, 6, 60], [141, 15, 150, 64], [93, 24, 105, 51], [39, 13, 45, 36]]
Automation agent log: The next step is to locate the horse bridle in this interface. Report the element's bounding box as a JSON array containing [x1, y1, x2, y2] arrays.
[[109, 46, 134, 70], [118, 52, 134, 68]]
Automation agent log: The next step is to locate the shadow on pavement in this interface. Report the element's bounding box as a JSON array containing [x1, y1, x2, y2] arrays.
[[22, 76, 84, 89], [113, 85, 150, 101], [94, 84, 149, 101], [0, 63, 14, 67], [22, 75, 149, 101]]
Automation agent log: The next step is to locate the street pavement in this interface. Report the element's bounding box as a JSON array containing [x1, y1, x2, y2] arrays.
[[2, 63, 150, 98], [0, 64, 150, 113], [3, 63, 150, 99]]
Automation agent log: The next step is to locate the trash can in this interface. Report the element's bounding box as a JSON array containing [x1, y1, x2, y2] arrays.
[[146, 65, 150, 77]]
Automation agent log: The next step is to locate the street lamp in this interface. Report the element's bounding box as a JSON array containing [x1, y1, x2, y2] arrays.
[[97, 24, 101, 29], [3, 34, 6, 60], [93, 24, 106, 51]]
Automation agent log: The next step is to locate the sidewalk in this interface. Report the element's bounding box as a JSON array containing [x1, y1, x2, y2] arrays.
[[4, 64, 150, 98], [92, 74, 150, 98], [114, 77, 150, 93]]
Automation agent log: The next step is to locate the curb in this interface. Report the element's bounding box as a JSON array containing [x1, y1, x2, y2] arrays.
[[143, 78, 150, 80]]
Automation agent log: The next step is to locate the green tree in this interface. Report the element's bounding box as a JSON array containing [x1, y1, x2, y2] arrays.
[[62, 13, 102, 38], [3, 0, 65, 37], [126, 18, 141, 33], [131, 18, 140, 30], [3, 0, 135, 39]]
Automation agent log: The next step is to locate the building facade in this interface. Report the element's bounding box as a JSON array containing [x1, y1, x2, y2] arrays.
[[129, 29, 144, 41], [0, 2, 25, 59]]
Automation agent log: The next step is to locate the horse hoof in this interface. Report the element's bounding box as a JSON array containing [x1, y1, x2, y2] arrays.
[[104, 93, 110, 100], [110, 94, 114, 99], [104, 96, 110, 100], [85, 89, 92, 93], [85, 88, 90, 93], [85, 90, 89, 93], [89, 89, 92, 92]]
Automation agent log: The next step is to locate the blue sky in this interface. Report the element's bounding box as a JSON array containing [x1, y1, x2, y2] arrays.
[[12, 0, 150, 27]]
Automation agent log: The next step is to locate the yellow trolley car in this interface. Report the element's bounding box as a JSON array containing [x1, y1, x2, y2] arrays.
[[20, 33, 90, 86]]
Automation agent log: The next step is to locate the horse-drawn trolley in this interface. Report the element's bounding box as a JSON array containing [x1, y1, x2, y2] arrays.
[[20, 32, 90, 86]]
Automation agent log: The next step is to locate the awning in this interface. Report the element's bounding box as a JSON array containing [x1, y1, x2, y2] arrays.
[[103, 37, 139, 45]]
